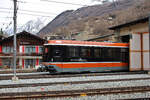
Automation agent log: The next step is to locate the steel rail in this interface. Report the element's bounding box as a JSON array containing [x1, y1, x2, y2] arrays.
[[0, 71, 147, 80], [0, 69, 36, 74], [0, 77, 150, 89], [0, 86, 150, 99]]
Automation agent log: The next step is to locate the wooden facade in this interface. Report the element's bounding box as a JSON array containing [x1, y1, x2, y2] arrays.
[[0, 31, 46, 69]]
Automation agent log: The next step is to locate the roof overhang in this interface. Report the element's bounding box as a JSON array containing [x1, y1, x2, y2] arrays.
[[109, 17, 149, 30]]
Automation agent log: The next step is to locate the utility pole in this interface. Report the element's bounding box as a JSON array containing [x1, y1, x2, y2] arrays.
[[112, 0, 116, 7], [148, 14, 150, 68], [12, 0, 18, 81]]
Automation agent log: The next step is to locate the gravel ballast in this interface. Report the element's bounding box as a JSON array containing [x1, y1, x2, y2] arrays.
[[0, 72, 49, 76], [0, 74, 150, 85], [36, 92, 150, 100], [0, 74, 150, 93], [0, 74, 150, 99]]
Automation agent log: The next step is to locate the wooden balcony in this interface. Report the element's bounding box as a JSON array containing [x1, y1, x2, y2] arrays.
[[0, 52, 43, 57]]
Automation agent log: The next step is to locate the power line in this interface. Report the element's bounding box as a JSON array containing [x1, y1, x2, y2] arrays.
[[41, 0, 87, 6], [0, 10, 14, 15], [18, 0, 87, 6], [0, 17, 13, 18], [1, 4, 13, 31], [19, 9, 57, 15], [0, 7, 57, 15], [18, 12, 55, 17], [0, 10, 55, 17], [0, 22, 11, 23]]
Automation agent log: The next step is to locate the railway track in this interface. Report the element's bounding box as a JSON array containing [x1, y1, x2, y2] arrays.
[[0, 69, 36, 74], [0, 71, 147, 80], [0, 86, 150, 99], [0, 77, 150, 89]]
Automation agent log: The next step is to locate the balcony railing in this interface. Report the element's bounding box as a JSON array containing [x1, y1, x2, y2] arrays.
[[0, 52, 43, 56], [18, 52, 43, 56]]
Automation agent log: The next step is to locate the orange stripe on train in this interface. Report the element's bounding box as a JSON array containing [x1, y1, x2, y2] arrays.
[[46, 62, 128, 68]]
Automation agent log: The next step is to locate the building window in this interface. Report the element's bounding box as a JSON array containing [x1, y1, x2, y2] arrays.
[[25, 59, 36, 68], [39, 59, 42, 64], [25, 46, 36, 53], [2, 46, 13, 53], [39, 47, 43, 53], [2, 58, 12, 67]]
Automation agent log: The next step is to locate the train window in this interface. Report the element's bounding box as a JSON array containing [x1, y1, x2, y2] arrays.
[[81, 47, 91, 57], [113, 48, 121, 61], [94, 48, 101, 58], [101, 48, 120, 61], [120, 48, 129, 62], [68, 47, 79, 57], [107, 48, 112, 58], [102, 48, 108, 59]]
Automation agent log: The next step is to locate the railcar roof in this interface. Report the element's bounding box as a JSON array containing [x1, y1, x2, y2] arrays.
[[44, 40, 129, 48]]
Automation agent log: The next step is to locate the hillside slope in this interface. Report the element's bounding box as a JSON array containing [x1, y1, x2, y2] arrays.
[[38, 0, 150, 40]]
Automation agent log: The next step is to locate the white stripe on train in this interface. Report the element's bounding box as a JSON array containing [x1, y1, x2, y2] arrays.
[[44, 43, 128, 48]]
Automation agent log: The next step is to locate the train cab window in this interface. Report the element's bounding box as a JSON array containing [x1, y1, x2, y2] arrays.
[[43, 46, 51, 62], [51, 46, 64, 62], [53, 50, 62, 57]]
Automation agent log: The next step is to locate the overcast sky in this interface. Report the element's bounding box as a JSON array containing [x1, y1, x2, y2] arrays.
[[0, 0, 102, 30]]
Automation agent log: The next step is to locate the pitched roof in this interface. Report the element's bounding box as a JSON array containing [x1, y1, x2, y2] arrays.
[[1, 31, 46, 42], [109, 17, 149, 30], [86, 34, 114, 41]]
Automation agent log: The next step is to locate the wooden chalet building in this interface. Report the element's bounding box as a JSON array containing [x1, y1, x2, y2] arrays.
[[0, 31, 46, 69]]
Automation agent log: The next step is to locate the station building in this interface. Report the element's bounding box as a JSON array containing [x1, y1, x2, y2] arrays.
[[0, 31, 46, 69], [109, 16, 150, 71]]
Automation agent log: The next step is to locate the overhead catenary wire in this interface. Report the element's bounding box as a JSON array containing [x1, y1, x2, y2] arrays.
[[40, 0, 87, 6], [0, 7, 57, 15], [18, 12, 55, 17], [17, 0, 88, 6], [0, 5, 55, 30], [0, 4, 13, 30], [0, 10, 55, 17], [0, 17, 13, 18], [1, 0, 90, 30]]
